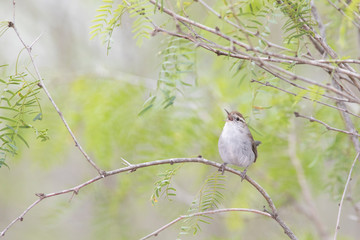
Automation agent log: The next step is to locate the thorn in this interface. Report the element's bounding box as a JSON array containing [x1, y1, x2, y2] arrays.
[[35, 193, 45, 199], [197, 155, 203, 158], [121, 157, 132, 167], [100, 170, 107, 177]]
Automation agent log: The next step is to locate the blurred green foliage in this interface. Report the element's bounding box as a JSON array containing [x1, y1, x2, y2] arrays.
[[1, 0, 360, 239]]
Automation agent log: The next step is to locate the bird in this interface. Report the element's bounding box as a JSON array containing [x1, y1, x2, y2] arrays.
[[218, 109, 261, 179]]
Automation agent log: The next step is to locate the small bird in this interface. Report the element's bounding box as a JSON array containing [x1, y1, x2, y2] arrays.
[[218, 109, 261, 179]]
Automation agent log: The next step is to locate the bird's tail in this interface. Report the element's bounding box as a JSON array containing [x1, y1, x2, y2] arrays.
[[254, 140, 261, 147]]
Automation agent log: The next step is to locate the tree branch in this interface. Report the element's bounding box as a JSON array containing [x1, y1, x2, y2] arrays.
[[251, 79, 360, 119], [148, 0, 360, 104], [9, 0, 104, 176], [0, 158, 297, 240], [294, 112, 360, 137], [334, 152, 360, 239], [141, 208, 272, 240]]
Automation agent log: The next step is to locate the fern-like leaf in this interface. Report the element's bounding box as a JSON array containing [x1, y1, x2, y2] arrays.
[[178, 172, 226, 238], [140, 37, 197, 114], [0, 66, 46, 168], [90, 0, 154, 54], [151, 164, 183, 204]]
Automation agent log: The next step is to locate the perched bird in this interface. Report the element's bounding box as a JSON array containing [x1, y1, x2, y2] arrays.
[[218, 109, 261, 178]]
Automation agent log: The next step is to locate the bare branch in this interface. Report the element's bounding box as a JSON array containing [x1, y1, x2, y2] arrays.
[[251, 79, 360, 119], [148, 1, 360, 104], [141, 208, 272, 240], [294, 112, 360, 137], [195, 0, 291, 52], [327, 0, 360, 29], [334, 152, 360, 240], [0, 158, 297, 240], [311, 0, 326, 41], [9, 0, 104, 176]]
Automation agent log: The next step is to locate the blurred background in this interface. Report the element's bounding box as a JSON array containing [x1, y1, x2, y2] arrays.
[[0, 0, 360, 239]]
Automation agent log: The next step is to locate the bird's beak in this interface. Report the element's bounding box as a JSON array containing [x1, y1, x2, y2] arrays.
[[224, 109, 232, 121]]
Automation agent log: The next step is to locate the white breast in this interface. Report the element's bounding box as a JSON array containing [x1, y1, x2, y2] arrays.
[[218, 121, 255, 168]]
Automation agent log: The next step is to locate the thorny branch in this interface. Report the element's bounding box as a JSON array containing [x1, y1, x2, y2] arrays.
[[0, 158, 297, 240]]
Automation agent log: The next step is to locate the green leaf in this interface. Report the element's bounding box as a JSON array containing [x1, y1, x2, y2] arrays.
[[33, 112, 42, 121]]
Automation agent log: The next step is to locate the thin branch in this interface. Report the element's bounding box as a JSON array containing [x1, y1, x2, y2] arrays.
[[149, 1, 360, 103], [332, 75, 360, 152], [152, 0, 360, 84], [311, 0, 326, 41], [334, 152, 360, 240], [141, 208, 272, 240], [294, 112, 360, 137], [327, 0, 360, 29], [0, 158, 297, 240], [154, 25, 357, 105], [195, 0, 291, 52], [9, 1, 104, 176], [257, 64, 353, 103], [251, 79, 360, 119]]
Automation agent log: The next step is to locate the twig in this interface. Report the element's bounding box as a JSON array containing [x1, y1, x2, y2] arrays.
[[0, 158, 297, 240], [141, 208, 272, 240], [294, 112, 360, 137], [152, 0, 360, 84], [149, 1, 360, 103], [196, 0, 291, 52], [9, 0, 104, 176], [327, 0, 360, 29], [333, 152, 360, 240], [311, 0, 326, 41], [251, 79, 360, 119]]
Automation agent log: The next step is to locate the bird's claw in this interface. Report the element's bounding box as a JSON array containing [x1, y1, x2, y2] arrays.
[[240, 169, 247, 182], [218, 163, 227, 175]]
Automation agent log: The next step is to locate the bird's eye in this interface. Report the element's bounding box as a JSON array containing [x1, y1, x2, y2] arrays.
[[236, 117, 240, 121]]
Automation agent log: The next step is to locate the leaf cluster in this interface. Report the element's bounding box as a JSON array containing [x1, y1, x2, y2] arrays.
[[178, 172, 225, 238], [151, 164, 182, 204], [0, 67, 46, 168], [140, 37, 197, 114], [273, 0, 314, 47], [90, 0, 153, 54]]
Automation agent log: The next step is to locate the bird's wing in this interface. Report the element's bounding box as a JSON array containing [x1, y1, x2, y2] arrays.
[[252, 140, 258, 163], [247, 132, 259, 163]]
